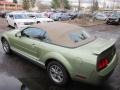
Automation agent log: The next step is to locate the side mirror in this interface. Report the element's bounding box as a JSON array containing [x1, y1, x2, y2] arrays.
[[15, 32, 21, 38]]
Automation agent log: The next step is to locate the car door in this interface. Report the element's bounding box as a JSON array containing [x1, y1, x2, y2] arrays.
[[63, 13, 69, 20], [11, 27, 46, 60], [61, 13, 66, 20]]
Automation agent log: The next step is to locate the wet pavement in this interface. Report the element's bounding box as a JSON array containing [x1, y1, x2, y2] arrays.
[[0, 17, 120, 90]]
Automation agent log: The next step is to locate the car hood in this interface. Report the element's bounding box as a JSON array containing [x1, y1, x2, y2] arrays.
[[36, 18, 53, 21], [75, 38, 116, 55], [14, 19, 36, 23]]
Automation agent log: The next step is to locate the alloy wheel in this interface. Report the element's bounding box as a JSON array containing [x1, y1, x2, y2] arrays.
[[49, 65, 64, 83]]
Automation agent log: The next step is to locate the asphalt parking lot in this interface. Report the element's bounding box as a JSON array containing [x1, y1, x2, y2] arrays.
[[0, 17, 120, 90]]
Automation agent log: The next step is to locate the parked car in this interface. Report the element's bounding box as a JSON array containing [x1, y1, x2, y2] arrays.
[[66, 11, 78, 20], [50, 12, 71, 21], [1, 22, 118, 86], [104, 11, 113, 17], [0, 11, 8, 18], [76, 11, 83, 18], [106, 12, 120, 25], [26, 12, 54, 23], [40, 12, 50, 18], [45, 11, 55, 18], [6, 12, 36, 28], [94, 12, 108, 20]]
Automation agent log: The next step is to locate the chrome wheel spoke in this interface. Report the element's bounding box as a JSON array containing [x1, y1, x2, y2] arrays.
[[3, 41, 9, 52], [57, 75, 63, 82], [58, 71, 63, 77], [50, 65, 64, 83]]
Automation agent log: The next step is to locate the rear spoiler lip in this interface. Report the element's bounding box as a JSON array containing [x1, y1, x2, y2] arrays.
[[93, 39, 116, 55]]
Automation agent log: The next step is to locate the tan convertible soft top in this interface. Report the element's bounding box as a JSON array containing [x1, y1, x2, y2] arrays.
[[32, 22, 95, 47], [33, 22, 82, 35]]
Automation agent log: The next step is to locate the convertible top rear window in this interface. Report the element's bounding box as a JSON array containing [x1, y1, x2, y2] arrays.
[[69, 31, 89, 43]]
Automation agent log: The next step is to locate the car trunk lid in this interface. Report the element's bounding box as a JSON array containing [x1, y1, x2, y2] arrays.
[[77, 38, 116, 55], [76, 38, 116, 71]]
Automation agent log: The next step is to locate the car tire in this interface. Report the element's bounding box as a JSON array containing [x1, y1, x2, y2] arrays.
[[37, 21, 41, 24], [119, 20, 120, 25], [2, 38, 12, 54], [14, 23, 18, 29], [69, 17, 72, 20], [8, 24, 10, 27], [7, 21, 10, 27], [58, 18, 61, 21], [47, 61, 69, 86], [106, 21, 110, 25]]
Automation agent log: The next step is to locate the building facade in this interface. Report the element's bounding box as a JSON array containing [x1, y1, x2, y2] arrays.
[[0, 0, 22, 11]]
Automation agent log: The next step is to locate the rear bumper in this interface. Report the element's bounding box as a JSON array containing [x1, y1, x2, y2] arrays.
[[72, 53, 118, 85], [89, 53, 118, 84]]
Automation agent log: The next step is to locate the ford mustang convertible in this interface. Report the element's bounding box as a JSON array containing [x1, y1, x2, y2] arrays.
[[1, 22, 118, 86]]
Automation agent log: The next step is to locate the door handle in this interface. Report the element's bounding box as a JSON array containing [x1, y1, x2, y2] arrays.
[[32, 43, 35, 48], [32, 44, 35, 45]]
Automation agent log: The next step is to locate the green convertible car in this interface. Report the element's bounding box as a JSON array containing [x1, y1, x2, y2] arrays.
[[1, 22, 118, 86]]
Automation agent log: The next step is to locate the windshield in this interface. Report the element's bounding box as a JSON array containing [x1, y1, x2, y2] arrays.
[[35, 14, 47, 18], [14, 14, 29, 19], [35, 14, 42, 18], [111, 13, 119, 17]]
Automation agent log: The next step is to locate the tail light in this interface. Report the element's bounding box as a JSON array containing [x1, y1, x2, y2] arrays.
[[97, 45, 116, 71], [97, 58, 109, 71]]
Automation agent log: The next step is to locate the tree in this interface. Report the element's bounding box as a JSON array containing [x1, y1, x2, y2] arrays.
[[29, 0, 36, 8], [51, 0, 60, 9], [13, 0, 18, 3], [22, 0, 30, 10], [51, 0, 70, 9], [36, 0, 50, 11], [63, 0, 70, 9], [22, 0, 36, 10], [91, 0, 99, 13]]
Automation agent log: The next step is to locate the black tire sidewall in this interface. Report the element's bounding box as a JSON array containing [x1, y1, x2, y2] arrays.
[[106, 21, 109, 24], [47, 61, 69, 86], [2, 39, 11, 54], [14, 23, 18, 29]]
